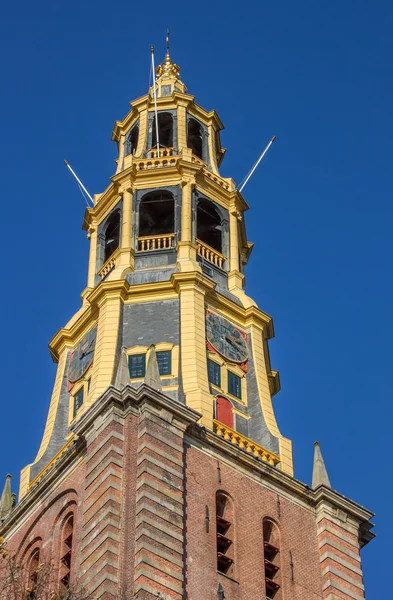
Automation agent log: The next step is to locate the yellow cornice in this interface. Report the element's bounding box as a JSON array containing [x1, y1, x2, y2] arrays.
[[171, 270, 216, 294], [49, 278, 179, 360], [176, 159, 203, 179], [49, 304, 98, 361], [111, 94, 149, 141], [111, 90, 225, 142]]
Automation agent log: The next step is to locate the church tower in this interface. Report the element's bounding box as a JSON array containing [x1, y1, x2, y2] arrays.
[[0, 44, 374, 600]]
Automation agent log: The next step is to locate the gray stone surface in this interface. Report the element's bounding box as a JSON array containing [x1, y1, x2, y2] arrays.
[[134, 251, 176, 271], [30, 354, 71, 481], [122, 300, 181, 402], [246, 333, 280, 455]]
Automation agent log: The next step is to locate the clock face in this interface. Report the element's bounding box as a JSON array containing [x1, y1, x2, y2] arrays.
[[206, 312, 248, 363], [68, 327, 97, 383]]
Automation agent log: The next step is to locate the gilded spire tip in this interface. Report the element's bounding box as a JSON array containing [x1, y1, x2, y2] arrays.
[[155, 30, 181, 81]]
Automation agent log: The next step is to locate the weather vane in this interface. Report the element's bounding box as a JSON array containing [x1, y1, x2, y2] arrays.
[[166, 29, 170, 53]]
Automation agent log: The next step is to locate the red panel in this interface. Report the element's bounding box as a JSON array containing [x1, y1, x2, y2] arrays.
[[216, 396, 234, 429]]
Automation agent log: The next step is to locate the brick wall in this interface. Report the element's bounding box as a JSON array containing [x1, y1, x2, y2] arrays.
[[0, 386, 372, 600]]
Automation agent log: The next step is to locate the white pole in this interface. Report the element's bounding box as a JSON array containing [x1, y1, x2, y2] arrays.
[[239, 136, 276, 193], [150, 45, 160, 158], [64, 160, 94, 206]]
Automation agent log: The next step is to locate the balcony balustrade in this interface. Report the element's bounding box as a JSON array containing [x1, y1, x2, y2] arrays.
[[137, 233, 175, 252], [196, 238, 226, 269]]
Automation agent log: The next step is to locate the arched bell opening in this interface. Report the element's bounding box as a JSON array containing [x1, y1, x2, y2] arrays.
[[187, 117, 203, 159], [263, 518, 282, 599], [125, 122, 139, 156], [197, 199, 222, 253], [137, 191, 175, 252], [104, 210, 121, 262], [59, 515, 74, 590], [152, 112, 173, 150], [216, 492, 235, 577], [26, 548, 41, 599]]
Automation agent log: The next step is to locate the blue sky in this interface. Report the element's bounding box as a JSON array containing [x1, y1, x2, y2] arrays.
[[0, 1, 391, 596]]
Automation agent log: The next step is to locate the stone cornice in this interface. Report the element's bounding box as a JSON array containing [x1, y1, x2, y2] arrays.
[[72, 384, 201, 440], [48, 271, 274, 361]]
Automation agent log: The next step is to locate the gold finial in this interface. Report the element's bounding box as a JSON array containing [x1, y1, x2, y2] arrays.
[[156, 29, 180, 80]]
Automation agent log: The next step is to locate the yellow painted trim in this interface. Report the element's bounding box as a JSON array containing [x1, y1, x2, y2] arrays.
[[28, 436, 76, 490], [250, 322, 293, 475], [232, 406, 250, 419], [87, 294, 122, 407], [19, 465, 31, 499], [33, 349, 68, 463]]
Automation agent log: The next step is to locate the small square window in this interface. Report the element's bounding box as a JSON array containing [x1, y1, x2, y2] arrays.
[[208, 359, 221, 388], [128, 354, 146, 379], [228, 372, 241, 400], [157, 351, 172, 376], [73, 387, 84, 418]]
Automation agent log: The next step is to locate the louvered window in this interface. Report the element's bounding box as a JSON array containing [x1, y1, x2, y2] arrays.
[[263, 519, 281, 599], [60, 515, 74, 590], [216, 493, 234, 576]]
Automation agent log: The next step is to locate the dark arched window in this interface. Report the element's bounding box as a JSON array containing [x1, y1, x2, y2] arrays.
[[60, 515, 74, 590], [263, 519, 281, 599], [197, 199, 222, 253], [104, 211, 120, 262], [27, 549, 40, 599], [216, 396, 233, 429], [125, 124, 139, 156], [139, 191, 175, 238], [216, 492, 234, 576], [188, 118, 203, 159], [152, 112, 173, 149]]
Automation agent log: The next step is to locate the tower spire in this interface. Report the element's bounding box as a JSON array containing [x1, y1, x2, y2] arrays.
[[312, 441, 331, 489], [156, 31, 181, 81], [0, 474, 13, 519]]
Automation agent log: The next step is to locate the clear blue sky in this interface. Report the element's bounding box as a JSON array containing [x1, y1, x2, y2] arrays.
[[0, 1, 391, 596]]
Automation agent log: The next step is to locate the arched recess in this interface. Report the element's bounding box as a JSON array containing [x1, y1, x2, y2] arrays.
[[263, 518, 282, 599], [194, 194, 229, 269], [152, 112, 173, 148], [187, 117, 203, 159], [124, 121, 140, 156], [103, 210, 121, 262], [134, 186, 181, 254], [187, 114, 210, 165], [95, 203, 122, 280], [216, 492, 235, 577], [215, 396, 234, 429], [25, 546, 41, 600], [59, 513, 74, 590], [147, 110, 178, 155], [15, 490, 78, 563]]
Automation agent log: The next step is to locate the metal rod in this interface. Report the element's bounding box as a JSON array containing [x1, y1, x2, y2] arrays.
[[151, 45, 160, 158], [238, 136, 276, 193], [64, 160, 93, 206]]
